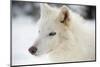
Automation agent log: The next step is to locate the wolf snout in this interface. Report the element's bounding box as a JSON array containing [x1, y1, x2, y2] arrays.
[[28, 46, 37, 55]]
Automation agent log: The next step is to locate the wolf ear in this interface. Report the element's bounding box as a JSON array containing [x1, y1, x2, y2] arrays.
[[40, 3, 52, 17], [58, 6, 70, 25]]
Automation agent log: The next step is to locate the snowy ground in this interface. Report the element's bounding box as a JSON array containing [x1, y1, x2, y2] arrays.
[[12, 16, 51, 65]]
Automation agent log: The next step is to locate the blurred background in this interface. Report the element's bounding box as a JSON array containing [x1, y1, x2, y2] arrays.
[[12, 1, 96, 66], [12, 1, 96, 21]]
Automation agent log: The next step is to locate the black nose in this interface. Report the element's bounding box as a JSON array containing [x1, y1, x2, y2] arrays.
[[28, 46, 37, 55]]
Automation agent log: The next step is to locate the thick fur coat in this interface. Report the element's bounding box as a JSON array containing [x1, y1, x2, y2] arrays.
[[29, 4, 95, 62]]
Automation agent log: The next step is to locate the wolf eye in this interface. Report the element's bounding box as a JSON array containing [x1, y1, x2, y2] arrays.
[[49, 32, 56, 36]]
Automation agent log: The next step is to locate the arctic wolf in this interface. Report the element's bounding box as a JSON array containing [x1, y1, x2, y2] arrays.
[[29, 4, 95, 62]]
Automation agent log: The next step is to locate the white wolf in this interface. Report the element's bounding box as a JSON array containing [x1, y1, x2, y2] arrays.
[[29, 4, 95, 62]]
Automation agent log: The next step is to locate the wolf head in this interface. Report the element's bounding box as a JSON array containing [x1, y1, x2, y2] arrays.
[[28, 3, 80, 56]]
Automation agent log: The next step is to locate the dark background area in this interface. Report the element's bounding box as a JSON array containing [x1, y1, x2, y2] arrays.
[[12, 1, 96, 22]]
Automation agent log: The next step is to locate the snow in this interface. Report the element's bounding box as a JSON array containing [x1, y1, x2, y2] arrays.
[[12, 16, 51, 66]]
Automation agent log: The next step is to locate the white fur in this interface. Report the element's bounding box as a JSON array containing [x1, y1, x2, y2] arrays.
[[31, 4, 95, 62]]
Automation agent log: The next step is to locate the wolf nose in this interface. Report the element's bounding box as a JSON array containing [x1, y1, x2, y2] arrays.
[[28, 46, 37, 55]]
